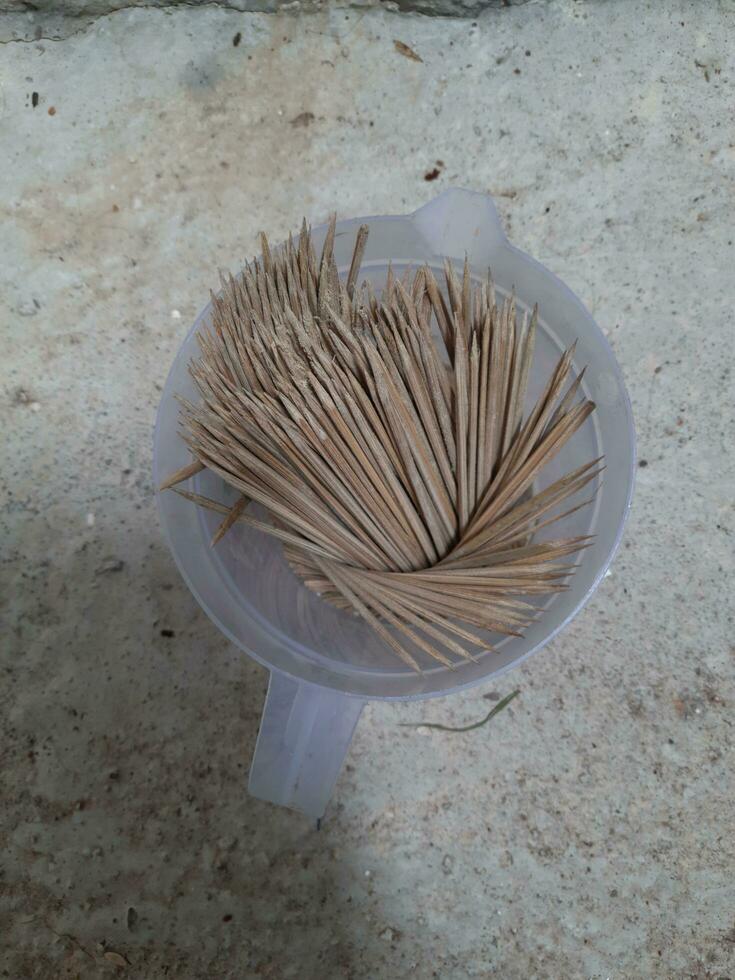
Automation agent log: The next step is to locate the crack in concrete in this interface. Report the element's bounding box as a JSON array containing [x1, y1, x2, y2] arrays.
[[0, 23, 95, 43], [0, 0, 254, 43], [1, 0, 532, 44]]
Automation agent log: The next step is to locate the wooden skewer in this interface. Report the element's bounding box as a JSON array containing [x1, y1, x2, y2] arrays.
[[211, 494, 250, 547], [158, 459, 204, 491]]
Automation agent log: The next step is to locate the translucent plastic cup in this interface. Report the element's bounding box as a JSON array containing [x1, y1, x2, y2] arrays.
[[153, 189, 635, 818]]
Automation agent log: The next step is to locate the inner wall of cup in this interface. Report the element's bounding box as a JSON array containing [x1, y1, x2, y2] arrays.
[[196, 262, 601, 685]]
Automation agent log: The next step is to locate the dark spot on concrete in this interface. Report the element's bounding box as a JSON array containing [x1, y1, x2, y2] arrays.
[[424, 167, 441, 181], [704, 687, 725, 706], [290, 111, 315, 128], [98, 558, 125, 574], [673, 693, 705, 719], [108, 769, 120, 780], [160, 629, 175, 638], [513, 68, 521, 75], [13, 387, 32, 406], [222, 914, 233, 922], [232, 32, 241, 47], [525, 49, 531, 56], [638, 459, 648, 467], [31, 92, 39, 108], [127, 907, 138, 931], [626, 691, 645, 718], [181, 59, 225, 94]]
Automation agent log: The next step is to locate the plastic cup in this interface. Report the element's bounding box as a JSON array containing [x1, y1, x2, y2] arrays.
[[153, 189, 635, 818]]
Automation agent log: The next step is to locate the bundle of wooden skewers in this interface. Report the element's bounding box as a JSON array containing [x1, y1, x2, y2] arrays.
[[160, 219, 600, 671]]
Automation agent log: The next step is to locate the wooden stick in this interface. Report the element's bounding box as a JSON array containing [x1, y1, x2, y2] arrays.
[[211, 494, 250, 547], [158, 459, 204, 491]]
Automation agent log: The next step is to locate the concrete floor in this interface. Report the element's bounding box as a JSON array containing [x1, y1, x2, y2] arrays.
[[2, 1, 734, 977]]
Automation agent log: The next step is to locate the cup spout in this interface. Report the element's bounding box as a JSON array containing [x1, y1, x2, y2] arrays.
[[411, 187, 508, 266]]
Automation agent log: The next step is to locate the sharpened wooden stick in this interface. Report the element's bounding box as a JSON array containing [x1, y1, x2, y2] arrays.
[[319, 559, 422, 672], [158, 459, 205, 491], [454, 316, 470, 531], [211, 494, 250, 547], [346, 224, 369, 299]]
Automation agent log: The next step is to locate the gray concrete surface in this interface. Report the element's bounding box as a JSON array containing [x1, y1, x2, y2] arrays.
[[1, 1, 734, 977]]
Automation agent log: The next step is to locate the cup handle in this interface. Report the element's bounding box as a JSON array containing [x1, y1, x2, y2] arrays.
[[411, 187, 508, 265], [248, 671, 365, 819]]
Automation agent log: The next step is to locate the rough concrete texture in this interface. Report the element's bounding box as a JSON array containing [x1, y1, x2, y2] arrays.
[[1, 0, 734, 977]]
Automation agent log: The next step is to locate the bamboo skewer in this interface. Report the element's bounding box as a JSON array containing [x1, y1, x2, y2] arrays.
[[160, 220, 600, 671]]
